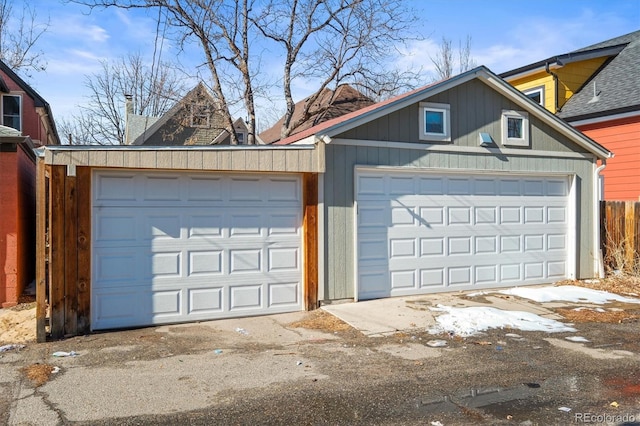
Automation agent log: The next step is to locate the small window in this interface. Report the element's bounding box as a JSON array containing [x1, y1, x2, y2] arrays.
[[501, 110, 529, 147], [419, 102, 450, 142], [235, 132, 245, 145], [190, 103, 210, 128], [2, 95, 21, 131], [524, 87, 544, 107]]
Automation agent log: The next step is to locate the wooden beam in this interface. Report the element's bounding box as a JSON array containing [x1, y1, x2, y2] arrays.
[[625, 201, 637, 272], [48, 165, 66, 339], [303, 173, 318, 310], [64, 175, 78, 336], [76, 167, 92, 334], [35, 159, 47, 342]]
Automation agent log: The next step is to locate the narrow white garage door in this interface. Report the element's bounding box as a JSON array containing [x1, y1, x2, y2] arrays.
[[356, 170, 573, 300], [92, 170, 302, 330]]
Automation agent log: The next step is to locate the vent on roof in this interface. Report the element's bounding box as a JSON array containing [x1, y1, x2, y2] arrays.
[[588, 81, 601, 104]]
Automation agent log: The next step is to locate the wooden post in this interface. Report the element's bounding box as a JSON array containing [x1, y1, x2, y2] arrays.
[[64, 175, 78, 336], [625, 201, 636, 271], [35, 159, 47, 342], [48, 165, 66, 339], [303, 173, 318, 310], [76, 167, 91, 334]]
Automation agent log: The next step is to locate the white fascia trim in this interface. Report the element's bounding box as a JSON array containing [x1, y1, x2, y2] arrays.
[[569, 110, 640, 127], [503, 63, 562, 81], [291, 135, 318, 145], [354, 164, 575, 179], [567, 173, 578, 280], [479, 74, 612, 159], [317, 173, 325, 302], [332, 137, 597, 160]]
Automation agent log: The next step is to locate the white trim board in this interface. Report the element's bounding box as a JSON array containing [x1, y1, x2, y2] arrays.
[[333, 138, 596, 160]]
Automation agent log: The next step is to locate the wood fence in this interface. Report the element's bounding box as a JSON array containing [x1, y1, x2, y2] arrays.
[[600, 201, 640, 273]]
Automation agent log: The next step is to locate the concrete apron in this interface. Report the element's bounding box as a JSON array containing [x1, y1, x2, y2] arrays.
[[322, 288, 565, 337]]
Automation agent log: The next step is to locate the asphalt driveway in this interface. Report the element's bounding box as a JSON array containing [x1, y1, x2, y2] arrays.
[[2, 285, 640, 425]]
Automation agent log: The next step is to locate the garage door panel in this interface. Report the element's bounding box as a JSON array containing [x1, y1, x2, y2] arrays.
[[357, 171, 572, 299], [92, 170, 303, 330], [188, 215, 223, 238], [144, 175, 181, 201], [94, 248, 139, 286], [187, 176, 224, 201], [420, 268, 445, 287], [188, 250, 223, 276], [230, 284, 262, 310], [188, 287, 223, 314], [94, 174, 137, 202], [267, 178, 300, 201], [268, 282, 300, 307], [152, 290, 182, 317]]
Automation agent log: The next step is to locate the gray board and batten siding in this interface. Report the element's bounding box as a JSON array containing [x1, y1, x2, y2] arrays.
[[322, 79, 597, 301]]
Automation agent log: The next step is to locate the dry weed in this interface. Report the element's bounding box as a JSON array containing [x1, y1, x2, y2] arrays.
[[558, 277, 640, 297], [22, 364, 56, 387], [289, 310, 352, 332], [556, 308, 640, 324]]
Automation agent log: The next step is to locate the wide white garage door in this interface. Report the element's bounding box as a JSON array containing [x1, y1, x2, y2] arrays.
[[356, 170, 573, 300], [92, 170, 302, 330]]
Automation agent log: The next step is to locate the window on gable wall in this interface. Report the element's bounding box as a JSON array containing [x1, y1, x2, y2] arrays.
[[501, 110, 529, 147], [235, 132, 245, 144], [419, 102, 451, 142], [190, 103, 210, 127], [524, 87, 544, 107], [2, 94, 21, 131]]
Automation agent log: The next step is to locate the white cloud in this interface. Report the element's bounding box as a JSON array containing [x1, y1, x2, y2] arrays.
[[51, 17, 110, 43]]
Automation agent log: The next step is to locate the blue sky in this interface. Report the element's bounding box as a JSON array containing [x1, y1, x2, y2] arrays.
[[18, 0, 640, 124]]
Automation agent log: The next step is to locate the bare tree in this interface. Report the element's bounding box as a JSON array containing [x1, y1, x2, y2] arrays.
[[254, 0, 418, 139], [60, 52, 186, 145], [431, 35, 476, 81], [74, 0, 420, 143], [0, 0, 49, 77]]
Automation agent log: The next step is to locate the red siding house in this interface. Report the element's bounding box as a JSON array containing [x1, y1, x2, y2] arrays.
[[0, 60, 59, 307]]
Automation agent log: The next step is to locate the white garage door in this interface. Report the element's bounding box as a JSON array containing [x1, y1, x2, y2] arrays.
[[92, 170, 302, 330], [356, 170, 573, 300]]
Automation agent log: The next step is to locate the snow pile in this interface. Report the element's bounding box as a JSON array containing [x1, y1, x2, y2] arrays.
[[428, 305, 576, 337], [499, 285, 640, 305]]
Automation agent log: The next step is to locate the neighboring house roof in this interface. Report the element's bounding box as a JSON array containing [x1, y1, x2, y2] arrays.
[[129, 83, 254, 146], [558, 31, 640, 121], [130, 83, 213, 146], [126, 113, 161, 145], [0, 124, 21, 137], [259, 84, 374, 144], [499, 34, 633, 81], [275, 66, 612, 160], [0, 59, 60, 145]]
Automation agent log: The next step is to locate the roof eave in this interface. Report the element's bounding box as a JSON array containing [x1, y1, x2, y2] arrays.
[[318, 67, 486, 140], [479, 73, 612, 159]]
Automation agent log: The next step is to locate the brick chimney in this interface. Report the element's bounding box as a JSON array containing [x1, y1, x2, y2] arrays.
[[124, 94, 133, 145]]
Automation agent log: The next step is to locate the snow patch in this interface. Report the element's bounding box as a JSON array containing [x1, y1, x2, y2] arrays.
[[499, 286, 640, 305], [428, 305, 576, 337], [565, 336, 590, 343]]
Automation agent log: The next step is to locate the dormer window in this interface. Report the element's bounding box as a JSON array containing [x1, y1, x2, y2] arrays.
[[235, 132, 245, 145], [419, 102, 451, 142], [524, 87, 544, 107], [2, 95, 21, 131], [190, 103, 210, 128]]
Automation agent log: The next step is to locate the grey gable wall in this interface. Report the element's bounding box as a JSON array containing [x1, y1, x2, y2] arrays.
[[339, 79, 589, 154], [322, 78, 597, 301]]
